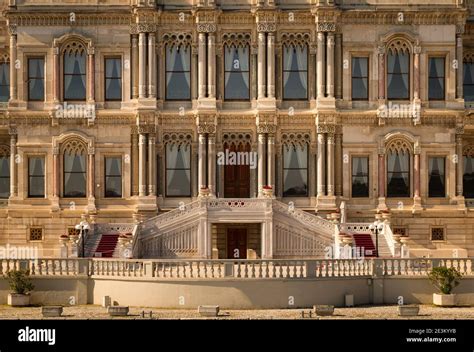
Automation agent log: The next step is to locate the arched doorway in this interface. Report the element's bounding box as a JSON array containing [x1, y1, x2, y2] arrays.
[[223, 141, 251, 198]]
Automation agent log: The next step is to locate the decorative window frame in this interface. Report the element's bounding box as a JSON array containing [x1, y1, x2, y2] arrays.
[[25, 153, 47, 199], [430, 225, 446, 242], [281, 132, 310, 198], [350, 154, 371, 199], [163, 132, 193, 198], [28, 226, 44, 242]]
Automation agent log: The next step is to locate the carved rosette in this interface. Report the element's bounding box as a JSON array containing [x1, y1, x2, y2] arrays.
[[316, 124, 336, 134], [130, 23, 157, 34], [257, 22, 276, 33], [197, 23, 217, 33], [317, 22, 336, 33], [197, 123, 217, 135], [256, 123, 276, 135]]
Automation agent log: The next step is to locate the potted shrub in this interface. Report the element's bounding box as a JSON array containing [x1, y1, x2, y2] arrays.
[[428, 266, 462, 307], [5, 269, 34, 307]]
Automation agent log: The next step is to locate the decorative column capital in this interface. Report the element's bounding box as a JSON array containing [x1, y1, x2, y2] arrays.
[[257, 22, 276, 33], [8, 126, 17, 136], [316, 22, 336, 33], [87, 47, 95, 56], [377, 45, 386, 56], [413, 45, 421, 55], [455, 125, 465, 135], [8, 24, 17, 36], [317, 124, 336, 134], [197, 23, 216, 33], [88, 147, 95, 155]]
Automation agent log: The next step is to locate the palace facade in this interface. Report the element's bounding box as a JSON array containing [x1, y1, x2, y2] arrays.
[[0, 0, 474, 259]]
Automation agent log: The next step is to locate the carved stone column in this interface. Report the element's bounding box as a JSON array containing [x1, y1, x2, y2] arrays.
[[377, 45, 385, 101], [198, 32, 207, 99], [8, 25, 17, 102], [138, 32, 147, 99], [267, 32, 275, 98], [326, 133, 335, 196], [414, 153, 420, 198], [257, 32, 266, 99], [88, 150, 95, 200], [335, 33, 343, 100], [413, 44, 421, 101], [53, 148, 59, 199], [198, 134, 207, 189], [53, 47, 60, 103], [456, 134, 464, 197], [131, 34, 139, 99], [138, 133, 147, 196], [148, 134, 156, 196], [9, 131, 17, 197], [267, 134, 275, 191], [456, 34, 463, 100], [207, 33, 216, 98], [378, 153, 385, 198], [316, 32, 326, 99], [148, 32, 156, 99], [257, 133, 266, 197], [131, 132, 139, 196], [317, 133, 326, 197], [335, 132, 343, 196], [326, 33, 335, 98], [87, 48, 95, 103], [208, 134, 216, 196]]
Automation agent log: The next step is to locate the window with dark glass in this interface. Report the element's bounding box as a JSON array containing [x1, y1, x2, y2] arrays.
[[352, 157, 369, 197], [28, 58, 45, 101], [224, 45, 250, 100], [428, 57, 445, 100], [28, 157, 45, 198], [64, 51, 86, 100], [463, 155, 474, 198], [387, 51, 409, 100], [105, 58, 122, 101], [105, 157, 122, 197], [463, 61, 474, 101], [166, 144, 191, 196], [283, 45, 308, 100], [0, 154, 9, 198], [387, 151, 410, 197], [165, 45, 191, 100], [64, 153, 86, 197], [352, 57, 368, 100], [283, 144, 308, 197], [428, 157, 445, 197], [0, 62, 9, 102]]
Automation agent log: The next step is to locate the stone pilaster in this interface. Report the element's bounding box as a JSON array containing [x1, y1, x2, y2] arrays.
[[8, 25, 17, 102], [87, 48, 95, 103], [208, 134, 216, 196], [456, 34, 463, 100], [138, 133, 147, 196], [138, 32, 147, 99], [257, 133, 266, 197], [207, 33, 216, 98], [257, 32, 266, 99], [267, 32, 275, 98], [316, 32, 325, 99], [326, 33, 335, 98], [198, 32, 207, 99], [198, 133, 207, 190], [317, 132, 326, 197], [9, 131, 17, 197], [148, 32, 156, 99], [131, 34, 139, 99], [148, 134, 156, 196]]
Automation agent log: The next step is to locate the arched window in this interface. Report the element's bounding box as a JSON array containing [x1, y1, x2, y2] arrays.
[[283, 44, 308, 100], [386, 139, 411, 197], [387, 40, 410, 100], [463, 145, 474, 198], [165, 43, 191, 100], [62, 139, 87, 197], [0, 144, 10, 198], [224, 44, 250, 100], [0, 54, 10, 102], [463, 52, 474, 102], [63, 42, 87, 101], [165, 134, 192, 197], [282, 133, 310, 197]]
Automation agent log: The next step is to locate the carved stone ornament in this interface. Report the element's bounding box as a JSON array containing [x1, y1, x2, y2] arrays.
[[257, 23, 276, 33], [317, 22, 336, 33], [197, 23, 217, 33]]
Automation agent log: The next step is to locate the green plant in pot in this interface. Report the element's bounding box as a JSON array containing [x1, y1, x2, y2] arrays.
[[5, 269, 35, 307], [428, 266, 462, 307]]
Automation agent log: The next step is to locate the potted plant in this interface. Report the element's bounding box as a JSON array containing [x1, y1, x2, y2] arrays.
[[5, 269, 34, 307], [262, 185, 273, 197], [428, 266, 462, 307]]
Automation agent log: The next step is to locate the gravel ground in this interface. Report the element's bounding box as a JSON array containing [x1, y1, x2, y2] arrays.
[[0, 305, 473, 320]]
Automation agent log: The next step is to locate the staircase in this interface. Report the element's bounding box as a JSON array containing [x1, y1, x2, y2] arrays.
[[352, 233, 377, 257], [93, 234, 120, 258]]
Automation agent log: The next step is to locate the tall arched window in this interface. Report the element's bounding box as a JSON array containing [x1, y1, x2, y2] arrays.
[[386, 139, 411, 197], [463, 146, 474, 198], [63, 42, 87, 101], [165, 43, 191, 100], [283, 43, 308, 100], [0, 144, 10, 198], [387, 40, 410, 100], [0, 54, 10, 102], [165, 134, 191, 197], [282, 133, 310, 197], [62, 139, 87, 197], [224, 44, 250, 100], [463, 53, 474, 102]]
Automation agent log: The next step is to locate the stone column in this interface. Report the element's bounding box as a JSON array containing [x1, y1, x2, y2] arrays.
[[414, 153, 420, 198], [131, 35, 139, 99], [326, 33, 335, 98], [198, 33, 207, 99], [9, 133, 17, 197], [148, 32, 156, 99], [316, 32, 326, 98], [87, 49, 95, 103], [251, 46, 257, 101], [257, 133, 266, 197], [456, 134, 464, 196], [53, 47, 60, 103], [326, 133, 335, 196], [257, 32, 266, 99], [53, 149, 59, 198], [198, 134, 207, 189], [378, 154, 385, 198], [317, 133, 326, 197], [377, 46, 385, 101], [208, 134, 216, 196], [88, 151, 95, 199], [148, 134, 156, 196], [131, 132, 139, 196], [335, 132, 343, 196], [207, 33, 216, 98], [9, 26, 17, 101], [335, 33, 343, 99], [267, 32, 275, 98], [267, 135, 275, 191], [456, 35, 463, 100], [138, 133, 147, 196], [138, 32, 147, 99], [413, 45, 421, 101]]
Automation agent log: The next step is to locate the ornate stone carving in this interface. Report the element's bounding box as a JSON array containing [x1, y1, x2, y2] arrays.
[[0, 144, 10, 157], [61, 138, 87, 155], [197, 123, 217, 134], [162, 33, 193, 49], [197, 23, 216, 33], [256, 22, 276, 33], [222, 33, 251, 48], [281, 33, 311, 48], [316, 124, 336, 134], [222, 132, 252, 147], [455, 125, 465, 135], [281, 132, 311, 150], [387, 38, 411, 54], [163, 132, 193, 147], [317, 22, 336, 32], [386, 138, 413, 154], [377, 45, 385, 55], [8, 25, 17, 36], [256, 123, 276, 134], [463, 145, 474, 157]]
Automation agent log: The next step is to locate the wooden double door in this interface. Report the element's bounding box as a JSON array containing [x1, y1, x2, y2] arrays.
[[226, 228, 247, 259], [223, 142, 251, 198]]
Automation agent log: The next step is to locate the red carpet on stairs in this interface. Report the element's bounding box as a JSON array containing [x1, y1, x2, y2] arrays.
[[94, 234, 120, 258], [352, 233, 377, 257]]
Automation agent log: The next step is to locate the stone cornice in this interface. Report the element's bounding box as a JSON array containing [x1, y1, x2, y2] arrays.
[[5, 13, 132, 27], [340, 10, 467, 26]]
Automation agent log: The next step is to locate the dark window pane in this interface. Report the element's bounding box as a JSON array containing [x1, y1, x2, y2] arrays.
[[428, 157, 445, 197], [352, 57, 368, 100], [64, 53, 86, 100], [283, 144, 308, 197], [166, 144, 191, 196], [28, 157, 45, 197], [463, 156, 474, 198], [387, 151, 410, 197], [105, 157, 122, 197], [428, 58, 445, 100], [166, 46, 191, 100], [64, 154, 86, 197], [283, 46, 308, 100], [387, 52, 409, 99], [0, 63, 10, 102], [28, 58, 45, 101], [105, 58, 122, 101], [0, 156, 10, 198], [352, 157, 369, 197], [464, 63, 474, 101], [224, 46, 250, 100]]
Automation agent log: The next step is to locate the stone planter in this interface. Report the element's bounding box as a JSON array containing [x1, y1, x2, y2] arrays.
[[198, 305, 220, 317], [398, 305, 419, 316], [8, 293, 30, 307], [433, 293, 456, 307], [313, 305, 334, 316], [107, 306, 129, 316], [42, 306, 63, 317]]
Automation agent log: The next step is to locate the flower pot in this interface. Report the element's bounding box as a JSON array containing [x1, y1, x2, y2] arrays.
[[398, 305, 419, 316], [433, 293, 456, 307], [8, 293, 30, 307], [313, 305, 334, 316]]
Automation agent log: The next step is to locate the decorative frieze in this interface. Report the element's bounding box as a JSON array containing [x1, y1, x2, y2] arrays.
[[317, 22, 336, 32]]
